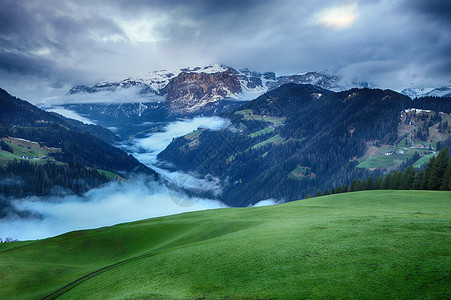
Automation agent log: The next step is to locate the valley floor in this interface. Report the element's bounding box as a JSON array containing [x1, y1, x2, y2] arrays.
[[0, 190, 450, 299]]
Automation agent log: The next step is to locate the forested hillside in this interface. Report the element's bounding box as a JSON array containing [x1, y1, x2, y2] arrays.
[[159, 84, 451, 206], [0, 160, 110, 198], [0, 88, 157, 199]]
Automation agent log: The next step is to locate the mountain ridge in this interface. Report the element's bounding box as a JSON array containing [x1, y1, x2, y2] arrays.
[[64, 63, 373, 112], [401, 86, 451, 98]]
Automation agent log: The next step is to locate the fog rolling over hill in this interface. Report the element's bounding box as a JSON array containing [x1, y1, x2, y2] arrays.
[[0, 107, 278, 241], [52, 100, 245, 140], [0, 176, 226, 240]]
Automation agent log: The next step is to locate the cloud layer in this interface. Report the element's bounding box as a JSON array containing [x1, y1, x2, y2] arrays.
[[0, 116, 232, 241], [0, 0, 450, 102], [47, 107, 96, 124], [0, 176, 226, 241]]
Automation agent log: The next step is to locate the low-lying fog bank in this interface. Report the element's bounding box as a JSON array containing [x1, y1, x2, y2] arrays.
[[0, 176, 226, 241], [0, 116, 281, 241]]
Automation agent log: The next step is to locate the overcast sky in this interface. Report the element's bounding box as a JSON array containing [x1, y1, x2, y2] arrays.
[[0, 0, 450, 102]]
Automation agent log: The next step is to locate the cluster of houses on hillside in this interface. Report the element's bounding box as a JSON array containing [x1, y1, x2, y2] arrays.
[[411, 143, 430, 149], [21, 156, 39, 160], [35, 120, 54, 124], [382, 144, 434, 156]]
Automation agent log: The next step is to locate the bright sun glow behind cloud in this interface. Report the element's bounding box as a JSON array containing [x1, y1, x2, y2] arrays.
[[317, 2, 358, 29], [119, 17, 167, 43]]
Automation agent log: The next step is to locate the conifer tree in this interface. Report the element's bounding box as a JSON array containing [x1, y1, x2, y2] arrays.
[[412, 169, 425, 190], [375, 175, 383, 189], [366, 176, 374, 190], [441, 165, 451, 191], [401, 165, 415, 190], [426, 148, 448, 190]]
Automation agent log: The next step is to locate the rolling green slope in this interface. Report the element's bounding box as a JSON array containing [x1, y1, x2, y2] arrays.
[[0, 191, 450, 299]]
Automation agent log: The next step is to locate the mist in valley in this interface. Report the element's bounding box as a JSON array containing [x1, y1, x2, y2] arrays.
[[0, 116, 279, 241], [0, 176, 226, 241]]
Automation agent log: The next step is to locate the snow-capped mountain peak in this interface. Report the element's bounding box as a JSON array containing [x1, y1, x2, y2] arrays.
[[182, 63, 229, 74], [65, 64, 376, 112], [401, 86, 451, 99]]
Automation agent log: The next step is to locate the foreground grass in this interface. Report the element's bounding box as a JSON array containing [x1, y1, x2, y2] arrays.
[[0, 191, 450, 299]]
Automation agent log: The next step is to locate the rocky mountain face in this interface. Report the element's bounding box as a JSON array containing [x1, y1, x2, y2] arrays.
[[67, 64, 229, 97], [163, 69, 241, 112], [65, 64, 372, 113], [234, 68, 276, 94], [68, 79, 161, 96]]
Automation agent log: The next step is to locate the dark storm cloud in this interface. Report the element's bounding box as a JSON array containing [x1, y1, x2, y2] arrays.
[[0, 47, 52, 75], [111, 0, 323, 72], [388, 0, 451, 86], [404, 0, 451, 22], [0, 0, 450, 102], [0, 0, 126, 80]]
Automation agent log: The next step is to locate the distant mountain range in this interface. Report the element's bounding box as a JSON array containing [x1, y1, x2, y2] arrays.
[[65, 63, 374, 113], [54, 64, 450, 132], [57, 100, 246, 139], [400, 86, 451, 98]]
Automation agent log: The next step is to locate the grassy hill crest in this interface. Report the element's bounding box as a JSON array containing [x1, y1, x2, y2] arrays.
[[0, 190, 450, 299]]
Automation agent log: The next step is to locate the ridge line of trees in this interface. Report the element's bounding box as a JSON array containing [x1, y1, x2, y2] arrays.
[[0, 159, 111, 197], [313, 148, 451, 197]]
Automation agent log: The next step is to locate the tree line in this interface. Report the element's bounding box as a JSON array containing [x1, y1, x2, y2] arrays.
[[0, 140, 13, 153], [0, 159, 110, 197], [316, 148, 451, 197]]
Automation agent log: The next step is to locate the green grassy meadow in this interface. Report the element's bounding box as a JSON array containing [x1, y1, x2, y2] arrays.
[[248, 127, 275, 138], [235, 109, 285, 124], [251, 134, 285, 149], [356, 141, 437, 170], [0, 138, 120, 178], [0, 190, 450, 299], [0, 137, 61, 167], [288, 166, 315, 179], [97, 169, 123, 180]]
